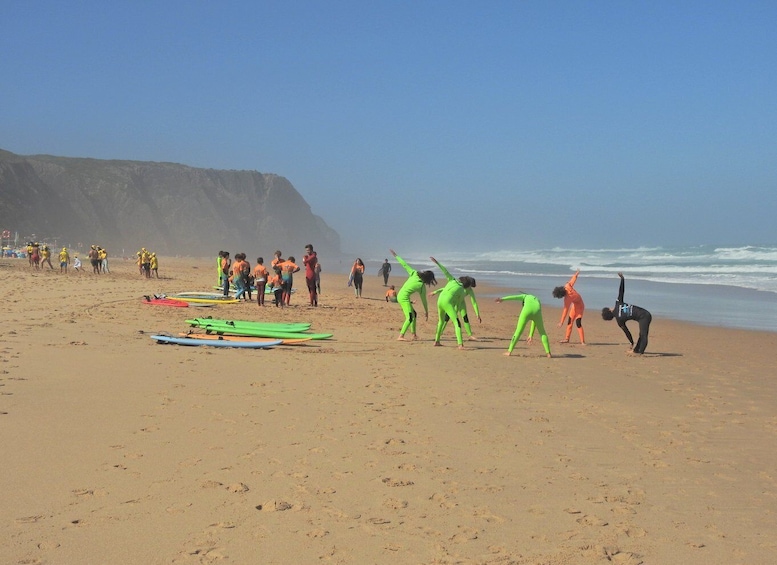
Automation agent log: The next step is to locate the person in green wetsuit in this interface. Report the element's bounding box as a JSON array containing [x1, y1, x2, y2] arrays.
[[429, 257, 480, 348], [390, 249, 437, 341], [496, 293, 552, 358]]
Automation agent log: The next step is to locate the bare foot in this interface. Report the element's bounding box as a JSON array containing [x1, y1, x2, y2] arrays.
[[457, 345, 465, 350], [503, 351, 511, 357], [547, 353, 553, 358], [433, 342, 442, 347], [397, 336, 407, 341], [467, 336, 480, 341], [559, 339, 569, 344]]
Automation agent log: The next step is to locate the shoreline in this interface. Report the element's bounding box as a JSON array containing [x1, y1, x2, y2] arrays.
[[2, 256, 777, 564]]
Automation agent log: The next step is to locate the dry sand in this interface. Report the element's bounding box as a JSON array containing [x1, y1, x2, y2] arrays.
[[1, 256, 776, 565]]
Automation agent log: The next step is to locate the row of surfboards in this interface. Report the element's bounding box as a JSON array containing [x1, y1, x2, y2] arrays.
[[150, 317, 333, 349]]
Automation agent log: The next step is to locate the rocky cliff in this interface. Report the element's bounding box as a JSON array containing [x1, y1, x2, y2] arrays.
[[0, 149, 340, 257]]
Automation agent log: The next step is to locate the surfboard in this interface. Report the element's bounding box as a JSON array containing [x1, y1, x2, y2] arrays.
[[186, 318, 311, 332], [150, 335, 281, 348], [177, 333, 312, 345], [167, 296, 239, 304], [193, 323, 333, 340], [142, 296, 189, 307]]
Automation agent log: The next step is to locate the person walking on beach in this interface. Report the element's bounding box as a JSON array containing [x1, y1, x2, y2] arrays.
[[303, 244, 319, 306], [553, 270, 586, 344], [495, 293, 552, 358], [379, 259, 392, 286], [350, 258, 365, 298], [429, 257, 478, 349], [601, 273, 653, 355], [390, 249, 437, 341]]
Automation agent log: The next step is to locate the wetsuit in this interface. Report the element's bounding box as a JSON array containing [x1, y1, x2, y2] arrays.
[[303, 252, 318, 306], [396, 255, 429, 337], [432, 262, 479, 343], [500, 294, 551, 356], [612, 277, 652, 354], [559, 271, 585, 343]]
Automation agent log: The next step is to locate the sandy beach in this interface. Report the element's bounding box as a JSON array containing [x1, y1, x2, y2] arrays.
[[2, 255, 776, 565]]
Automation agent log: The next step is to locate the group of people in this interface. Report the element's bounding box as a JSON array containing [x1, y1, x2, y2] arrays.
[[135, 248, 158, 278], [389, 250, 652, 357], [25, 242, 98, 274], [217, 244, 322, 308]]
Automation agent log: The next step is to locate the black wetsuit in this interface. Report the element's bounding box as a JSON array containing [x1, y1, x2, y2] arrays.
[[613, 277, 652, 354]]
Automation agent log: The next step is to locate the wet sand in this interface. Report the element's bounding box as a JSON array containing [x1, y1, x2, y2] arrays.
[[2, 256, 776, 564]]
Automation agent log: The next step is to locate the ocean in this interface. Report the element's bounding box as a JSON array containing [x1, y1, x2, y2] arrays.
[[377, 245, 777, 333]]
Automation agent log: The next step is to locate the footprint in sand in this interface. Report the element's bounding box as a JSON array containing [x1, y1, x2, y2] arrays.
[[576, 514, 609, 527]]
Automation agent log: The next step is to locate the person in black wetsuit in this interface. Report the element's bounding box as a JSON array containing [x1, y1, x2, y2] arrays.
[[601, 273, 652, 355]]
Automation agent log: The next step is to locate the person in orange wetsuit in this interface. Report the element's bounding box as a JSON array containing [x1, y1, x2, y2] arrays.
[[253, 257, 269, 306], [552, 270, 586, 344]]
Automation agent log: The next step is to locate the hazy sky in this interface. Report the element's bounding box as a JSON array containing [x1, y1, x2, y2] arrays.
[[3, 1, 775, 256]]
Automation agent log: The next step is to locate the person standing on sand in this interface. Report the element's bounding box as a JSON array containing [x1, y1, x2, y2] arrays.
[[379, 259, 392, 286], [99, 247, 109, 273], [280, 256, 300, 306], [89, 245, 101, 274], [220, 251, 231, 296], [553, 270, 586, 344], [59, 247, 70, 273], [268, 267, 284, 307], [390, 249, 437, 341], [253, 258, 269, 306], [73, 254, 82, 272], [495, 293, 552, 358], [315, 261, 322, 294], [303, 244, 319, 306], [150, 253, 159, 278], [601, 273, 653, 355]]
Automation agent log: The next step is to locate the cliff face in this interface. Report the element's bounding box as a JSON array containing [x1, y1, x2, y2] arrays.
[[0, 149, 340, 257]]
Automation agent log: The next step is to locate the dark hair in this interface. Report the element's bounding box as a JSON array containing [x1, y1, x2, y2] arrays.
[[459, 276, 476, 288], [552, 286, 567, 299], [257, 257, 263, 264], [601, 307, 614, 321], [288, 256, 295, 262], [419, 270, 437, 286]]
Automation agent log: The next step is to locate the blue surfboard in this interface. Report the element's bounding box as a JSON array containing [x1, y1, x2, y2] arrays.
[[150, 335, 281, 349]]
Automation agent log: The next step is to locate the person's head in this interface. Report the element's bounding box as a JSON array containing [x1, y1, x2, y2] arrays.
[[459, 276, 476, 289], [305, 244, 313, 253], [420, 270, 437, 286], [274, 250, 282, 257], [601, 307, 614, 321], [389, 285, 395, 290], [257, 257, 263, 264], [384, 259, 389, 263], [274, 267, 282, 275], [552, 286, 567, 299], [288, 256, 295, 263], [356, 258, 363, 266]]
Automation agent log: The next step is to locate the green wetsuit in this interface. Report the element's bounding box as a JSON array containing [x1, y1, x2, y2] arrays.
[[433, 261, 473, 346], [396, 255, 429, 336], [433, 286, 480, 337], [500, 294, 551, 355]]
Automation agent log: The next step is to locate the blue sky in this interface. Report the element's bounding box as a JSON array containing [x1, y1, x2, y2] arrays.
[[3, 1, 776, 256]]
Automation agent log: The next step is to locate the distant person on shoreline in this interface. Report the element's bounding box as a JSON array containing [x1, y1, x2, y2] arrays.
[[379, 259, 392, 286], [390, 249, 437, 341], [150, 252, 159, 278], [495, 292, 552, 358], [601, 273, 653, 355], [220, 251, 231, 296], [552, 270, 586, 345]]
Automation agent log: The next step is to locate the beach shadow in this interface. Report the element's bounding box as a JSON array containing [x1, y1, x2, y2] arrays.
[[641, 352, 683, 358]]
